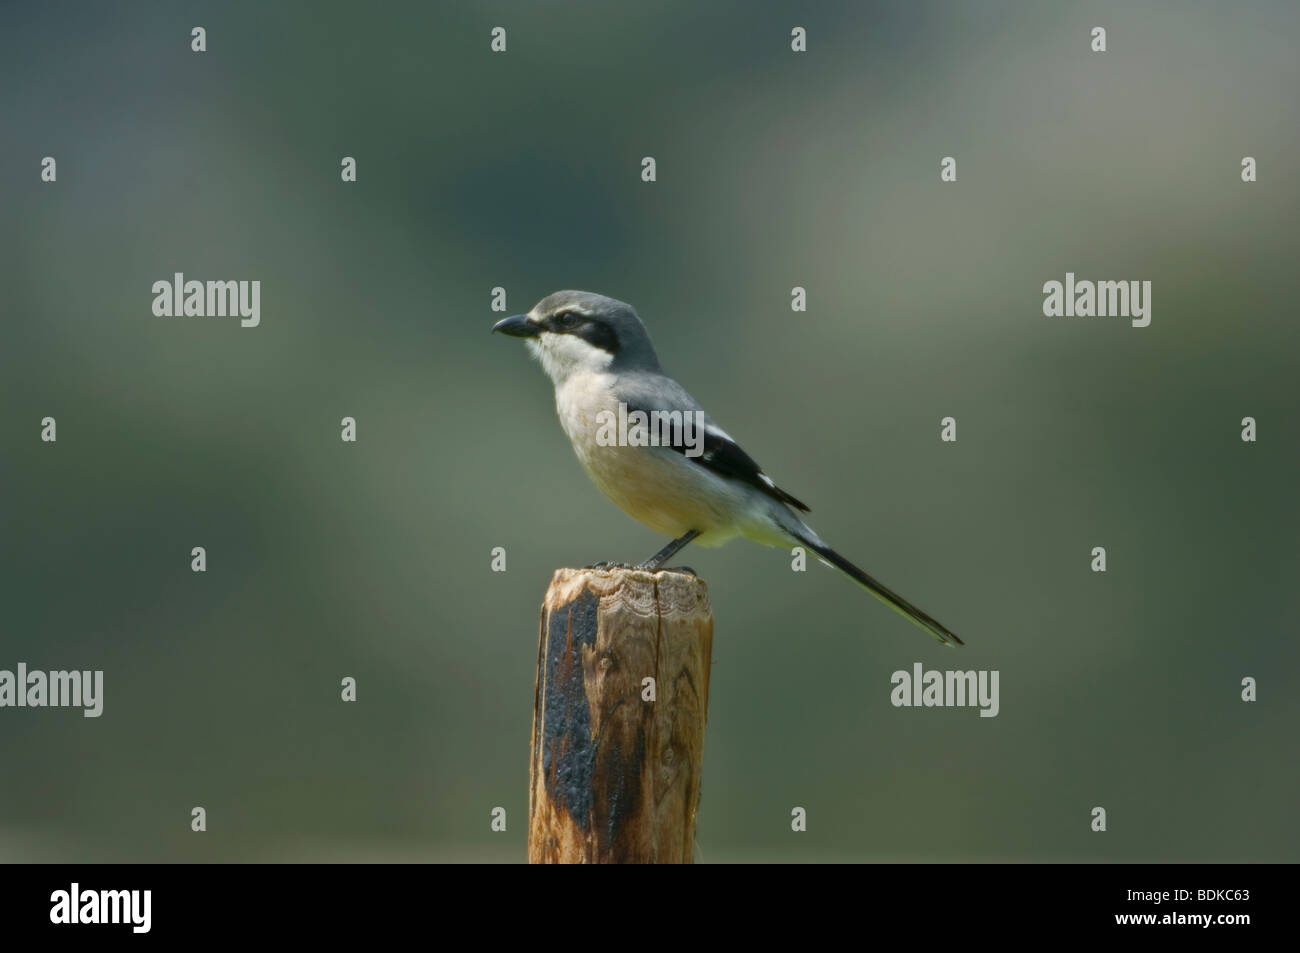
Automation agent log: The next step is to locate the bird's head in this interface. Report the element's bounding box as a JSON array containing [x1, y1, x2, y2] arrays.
[[492, 290, 660, 383]]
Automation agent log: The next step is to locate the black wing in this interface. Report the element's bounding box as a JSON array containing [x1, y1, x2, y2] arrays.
[[629, 404, 810, 512]]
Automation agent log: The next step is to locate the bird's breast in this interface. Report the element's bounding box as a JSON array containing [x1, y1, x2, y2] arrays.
[[552, 374, 740, 541]]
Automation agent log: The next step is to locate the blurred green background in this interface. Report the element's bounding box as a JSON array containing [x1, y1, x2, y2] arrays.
[[2, 0, 1297, 862]]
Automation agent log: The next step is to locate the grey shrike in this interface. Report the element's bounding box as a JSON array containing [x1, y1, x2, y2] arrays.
[[492, 290, 963, 646]]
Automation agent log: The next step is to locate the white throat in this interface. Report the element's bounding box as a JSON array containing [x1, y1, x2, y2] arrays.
[[527, 333, 613, 386]]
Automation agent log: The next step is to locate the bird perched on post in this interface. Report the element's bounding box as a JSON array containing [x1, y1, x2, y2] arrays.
[[493, 290, 963, 646]]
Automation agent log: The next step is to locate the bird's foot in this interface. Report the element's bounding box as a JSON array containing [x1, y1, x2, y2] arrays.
[[584, 560, 634, 571], [631, 561, 695, 575]]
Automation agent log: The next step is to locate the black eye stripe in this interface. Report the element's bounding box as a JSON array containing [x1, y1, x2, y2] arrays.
[[542, 310, 619, 354], [548, 311, 584, 331], [574, 319, 619, 355]]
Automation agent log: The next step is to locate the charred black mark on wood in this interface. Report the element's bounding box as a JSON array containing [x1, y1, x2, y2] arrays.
[[542, 587, 599, 831], [592, 695, 647, 858]]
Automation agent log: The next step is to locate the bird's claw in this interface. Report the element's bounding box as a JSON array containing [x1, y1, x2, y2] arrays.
[[584, 560, 633, 570], [584, 560, 695, 575], [630, 562, 696, 575]]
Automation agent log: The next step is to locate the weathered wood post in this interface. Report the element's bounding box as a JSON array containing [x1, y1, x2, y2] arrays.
[[528, 567, 713, 863]]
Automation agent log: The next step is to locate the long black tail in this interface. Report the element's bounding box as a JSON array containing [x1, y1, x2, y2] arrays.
[[803, 539, 964, 646]]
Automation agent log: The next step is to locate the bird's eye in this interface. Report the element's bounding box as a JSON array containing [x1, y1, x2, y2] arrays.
[[554, 311, 583, 330]]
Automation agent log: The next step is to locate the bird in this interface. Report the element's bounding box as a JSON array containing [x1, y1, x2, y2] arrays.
[[492, 290, 963, 646]]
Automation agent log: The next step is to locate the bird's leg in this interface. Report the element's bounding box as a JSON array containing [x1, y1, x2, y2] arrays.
[[584, 560, 633, 570], [636, 530, 701, 571]]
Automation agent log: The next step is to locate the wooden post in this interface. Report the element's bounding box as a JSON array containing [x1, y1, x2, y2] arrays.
[[528, 567, 713, 863]]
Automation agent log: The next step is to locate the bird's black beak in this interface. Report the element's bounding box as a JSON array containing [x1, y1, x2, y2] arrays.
[[492, 314, 540, 338]]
